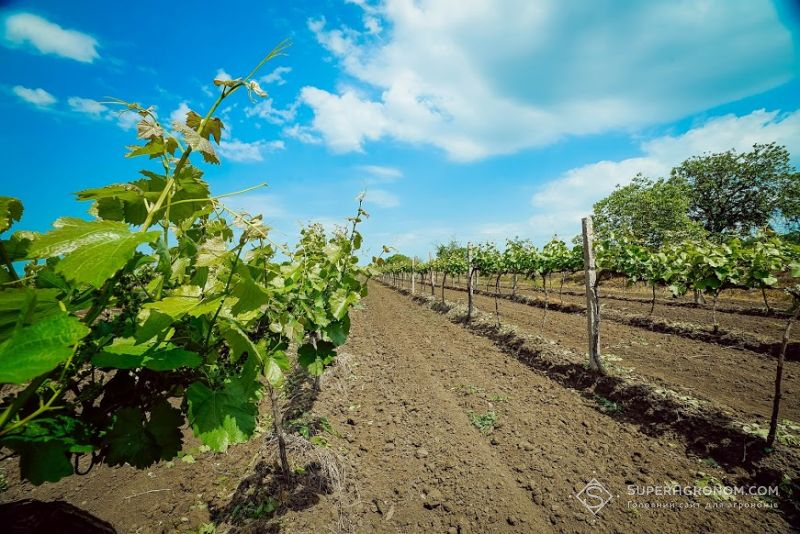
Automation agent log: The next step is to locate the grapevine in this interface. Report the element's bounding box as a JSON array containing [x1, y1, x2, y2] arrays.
[[0, 46, 371, 485]]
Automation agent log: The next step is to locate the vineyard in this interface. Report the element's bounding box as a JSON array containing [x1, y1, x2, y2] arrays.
[[1, 26, 800, 534]]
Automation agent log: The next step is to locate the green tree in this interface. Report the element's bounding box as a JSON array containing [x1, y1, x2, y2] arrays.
[[593, 174, 700, 247], [671, 143, 798, 236]]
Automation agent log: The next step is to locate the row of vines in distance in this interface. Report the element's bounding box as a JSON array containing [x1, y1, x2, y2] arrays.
[[377, 229, 800, 448]]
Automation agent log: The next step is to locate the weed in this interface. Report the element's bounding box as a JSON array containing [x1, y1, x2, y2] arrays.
[[287, 413, 339, 442], [231, 497, 279, 521], [741, 420, 800, 447], [469, 410, 498, 434], [693, 473, 736, 502], [453, 384, 484, 395], [489, 394, 509, 403], [594, 395, 623, 414]]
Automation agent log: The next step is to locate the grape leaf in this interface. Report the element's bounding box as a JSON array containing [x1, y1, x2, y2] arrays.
[[136, 118, 164, 139], [219, 321, 261, 363], [298, 341, 336, 377], [27, 218, 159, 288], [174, 122, 219, 164], [0, 287, 62, 340], [92, 337, 201, 371], [105, 402, 182, 468], [186, 111, 224, 144], [0, 312, 89, 384], [324, 315, 350, 346], [77, 168, 209, 226], [186, 357, 260, 452], [0, 196, 23, 233], [1, 416, 94, 485]]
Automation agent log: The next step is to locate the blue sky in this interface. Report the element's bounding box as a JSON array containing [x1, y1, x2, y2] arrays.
[[1, 0, 799, 259]]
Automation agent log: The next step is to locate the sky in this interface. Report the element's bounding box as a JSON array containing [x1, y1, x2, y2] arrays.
[[1, 0, 799, 260]]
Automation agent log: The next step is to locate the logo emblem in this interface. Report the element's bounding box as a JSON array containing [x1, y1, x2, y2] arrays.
[[575, 478, 613, 515]]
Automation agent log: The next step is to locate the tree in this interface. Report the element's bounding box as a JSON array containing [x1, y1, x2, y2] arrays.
[[593, 174, 700, 248], [672, 143, 798, 236]]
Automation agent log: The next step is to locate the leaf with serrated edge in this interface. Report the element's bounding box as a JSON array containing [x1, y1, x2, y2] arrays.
[[0, 313, 89, 384], [28, 218, 159, 288]]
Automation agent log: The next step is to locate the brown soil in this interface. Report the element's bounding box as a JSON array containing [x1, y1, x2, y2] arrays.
[[414, 281, 800, 424], [1, 283, 793, 532]]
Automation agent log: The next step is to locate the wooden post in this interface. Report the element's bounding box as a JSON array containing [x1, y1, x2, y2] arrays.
[[429, 253, 436, 296], [411, 258, 416, 295], [467, 243, 474, 322], [582, 216, 605, 374]]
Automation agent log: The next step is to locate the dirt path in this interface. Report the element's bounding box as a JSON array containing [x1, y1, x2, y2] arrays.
[[302, 283, 788, 532], [412, 283, 800, 423]]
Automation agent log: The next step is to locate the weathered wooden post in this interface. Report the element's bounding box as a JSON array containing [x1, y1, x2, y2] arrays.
[[467, 243, 474, 322], [411, 258, 416, 295], [429, 253, 436, 296], [582, 216, 605, 374]]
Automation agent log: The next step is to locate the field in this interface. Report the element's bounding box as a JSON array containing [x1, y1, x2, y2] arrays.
[[3, 281, 798, 532]]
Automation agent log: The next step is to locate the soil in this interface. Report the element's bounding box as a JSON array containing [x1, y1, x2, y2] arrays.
[[1, 282, 794, 532], [402, 280, 800, 424]]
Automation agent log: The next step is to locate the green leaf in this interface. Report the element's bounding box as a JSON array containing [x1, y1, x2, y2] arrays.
[[92, 337, 201, 371], [298, 341, 336, 377], [760, 275, 779, 286], [219, 322, 261, 363], [230, 273, 269, 316], [324, 316, 350, 347], [0, 196, 23, 234], [186, 111, 224, 144], [1, 416, 94, 485], [146, 401, 183, 461], [144, 294, 202, 318], [174, 122, 219, 164], [78, 169, 209, 226], [0, 288, 62, 341], [105, 402, 182, 468], [11, 441, 74, 485], [125, 137, 167, 159], [186, 357, 260, 452], [264, 353, 287, 387], [28, 218, 159, 288], [0, 313, 89, 384], [142, 285, 222, 320], [330, 290, 359, 320]]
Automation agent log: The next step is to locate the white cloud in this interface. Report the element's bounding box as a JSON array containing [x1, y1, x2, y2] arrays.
[[218, 139, 285, 162], [215, 68, 232, 82], [359, 164, 403, 184], [170, 101, 191, 125], [297, 0, 795, 161], [4, 13, 99, 63], [67, 96, 108, 116], [528, 109, 800, 243], [260, 66, 292, 85], [114, 110, 141, 131], [283, 123, 321, 144], [226, 193, 287, 219], [366, 189, 400, 208], [244, 98, 296, 124], [12, 85, 56, 107], [299, 87, 388, 152]]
